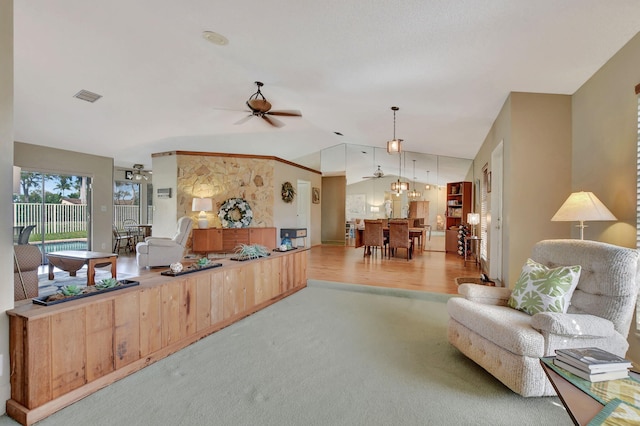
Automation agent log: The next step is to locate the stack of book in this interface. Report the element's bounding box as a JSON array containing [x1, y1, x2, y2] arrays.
[[554, 347, 633, 382]]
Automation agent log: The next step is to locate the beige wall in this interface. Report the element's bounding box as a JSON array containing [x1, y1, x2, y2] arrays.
[[0, 0, 13, 411], [571, 32, 640, 364], [473, 93, 572, 285], [321, 176, 346, 244], [572, 33, 640, 247], [14, 142, 115, 252]]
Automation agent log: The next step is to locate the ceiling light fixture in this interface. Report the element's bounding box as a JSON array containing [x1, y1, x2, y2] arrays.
[[202, 31, 229, 46], [386, 106, 402, 154], [425, 171, 431, 190], [131, 164, 149, 181], [408, 160, 422, 199], [390, 152, 408, 194]]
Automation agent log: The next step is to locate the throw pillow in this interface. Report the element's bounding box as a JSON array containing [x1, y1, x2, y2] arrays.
[[508, 258, 581, 315]]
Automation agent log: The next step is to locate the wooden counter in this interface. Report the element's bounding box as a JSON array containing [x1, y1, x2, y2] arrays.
[[6, 249, 308, 426]]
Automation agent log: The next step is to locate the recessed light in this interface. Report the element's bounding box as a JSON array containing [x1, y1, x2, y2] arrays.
[[202, 31, 229, 46]]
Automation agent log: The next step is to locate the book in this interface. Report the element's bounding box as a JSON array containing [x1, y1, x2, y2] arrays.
[[556, 352, 633, 373], [555, 347, 632, 371], [553, 358, 629, 382]]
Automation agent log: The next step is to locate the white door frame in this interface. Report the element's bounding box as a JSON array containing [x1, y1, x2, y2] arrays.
[[489, 141, 503, 282], [296, 180, 311, 248]]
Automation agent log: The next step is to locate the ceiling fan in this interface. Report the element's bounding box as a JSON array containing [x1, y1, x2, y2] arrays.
[[129, 164, 151, 181], [234, 81, 302, 128], [362, 165, 384, 179]]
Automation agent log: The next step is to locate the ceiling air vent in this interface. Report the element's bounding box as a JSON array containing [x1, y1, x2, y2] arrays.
[[73, 89, 102, 103]]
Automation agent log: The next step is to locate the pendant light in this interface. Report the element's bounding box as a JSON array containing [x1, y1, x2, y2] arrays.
[[390, 152, 409, 194], [408, 160, 422, 199], [425, 171, 430, 190], [386, 106, 403, 154]]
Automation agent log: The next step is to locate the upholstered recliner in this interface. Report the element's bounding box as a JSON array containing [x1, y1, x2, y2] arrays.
[[136, 216, 193, 268], [13, 244, 42, 301], [447, 239, 640, 397]]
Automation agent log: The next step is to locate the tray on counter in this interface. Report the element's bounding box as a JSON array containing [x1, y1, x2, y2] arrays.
[[33, 280, 140, 306], [161, 262, 223, 276]]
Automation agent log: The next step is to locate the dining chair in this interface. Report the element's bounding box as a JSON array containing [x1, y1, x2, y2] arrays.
[[112, 225, 134, 253], [388, 219, 413, 260], [123, 219, 144, 244], [363, 219, 386, 257]]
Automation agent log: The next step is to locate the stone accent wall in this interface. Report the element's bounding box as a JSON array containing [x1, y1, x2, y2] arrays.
[[176, 154, 274, 228]]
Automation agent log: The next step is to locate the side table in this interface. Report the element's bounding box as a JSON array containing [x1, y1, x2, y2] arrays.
[[464, 236, 481, 267]]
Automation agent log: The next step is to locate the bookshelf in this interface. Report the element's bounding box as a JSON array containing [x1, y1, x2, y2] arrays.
[[445, 181, 472, 252]]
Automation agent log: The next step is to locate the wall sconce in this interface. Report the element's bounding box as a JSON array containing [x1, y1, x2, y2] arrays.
[[551, 191, 616, 240], [467, 213, 480, 237], [192, 197, 213, 229]]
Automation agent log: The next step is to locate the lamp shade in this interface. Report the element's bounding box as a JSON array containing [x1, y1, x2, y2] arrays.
[[551, 192, 616, 222], [551, 191, 616, 240], [192, 198, 213, 213], [467, 213, 480, 226]]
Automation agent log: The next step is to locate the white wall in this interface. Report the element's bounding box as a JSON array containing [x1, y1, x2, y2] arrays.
[[0, 0, 13, 411]]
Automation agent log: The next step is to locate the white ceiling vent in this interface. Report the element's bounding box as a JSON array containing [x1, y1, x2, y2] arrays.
[[73, 90, 102, 103]]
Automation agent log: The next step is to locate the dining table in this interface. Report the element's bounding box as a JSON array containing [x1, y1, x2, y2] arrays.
[[354, 226, 426, 253]]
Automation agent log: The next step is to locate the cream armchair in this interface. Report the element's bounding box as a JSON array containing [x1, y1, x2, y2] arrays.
[[447, 239, 640, 397], [136, 216, 193, 268]]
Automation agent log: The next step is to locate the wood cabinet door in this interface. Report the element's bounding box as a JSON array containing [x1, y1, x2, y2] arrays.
[[192, 229, 223, 252], [249, 228, 276, 249]]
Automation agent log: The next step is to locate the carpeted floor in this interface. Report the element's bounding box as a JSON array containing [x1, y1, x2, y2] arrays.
[[0, 280, 571, 425]]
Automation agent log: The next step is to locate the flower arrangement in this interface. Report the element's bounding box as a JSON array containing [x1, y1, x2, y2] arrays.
[[218, 198, 253, 228]]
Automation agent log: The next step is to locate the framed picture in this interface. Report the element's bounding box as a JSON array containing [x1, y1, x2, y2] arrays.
[[312, 187, 320, 204], [125, 170, 133, 180]]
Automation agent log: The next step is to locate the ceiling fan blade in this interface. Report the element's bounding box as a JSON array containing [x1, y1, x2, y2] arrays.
[[234, 115, 254, 125], [262, 114, 285, 127], [267, 110, 302, 117]]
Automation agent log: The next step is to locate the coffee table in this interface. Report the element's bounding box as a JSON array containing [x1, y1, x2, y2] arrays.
[[47, 251, 118, 286], [540, 358, 640, 425]]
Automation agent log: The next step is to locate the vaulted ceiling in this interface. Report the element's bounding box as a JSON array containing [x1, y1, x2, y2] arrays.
[[13, 1, 640, 172]]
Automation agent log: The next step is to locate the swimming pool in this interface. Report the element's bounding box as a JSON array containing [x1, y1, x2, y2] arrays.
[[34, 240, 88, 253]]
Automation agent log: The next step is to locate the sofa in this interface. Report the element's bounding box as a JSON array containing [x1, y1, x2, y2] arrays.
[[13, 244, 42, 301], [447, 239, 640, 397], [136, 216, 192, 268]]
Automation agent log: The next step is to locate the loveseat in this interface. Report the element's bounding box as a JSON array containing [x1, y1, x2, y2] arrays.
[[13, 244, 42, 301], [447, 239, 640, 397]]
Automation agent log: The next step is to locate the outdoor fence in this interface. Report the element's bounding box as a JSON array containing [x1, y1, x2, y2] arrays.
[[13, 203, 152, 236]]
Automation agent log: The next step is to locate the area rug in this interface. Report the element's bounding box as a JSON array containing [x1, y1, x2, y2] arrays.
[[0, 280, 571, 426]]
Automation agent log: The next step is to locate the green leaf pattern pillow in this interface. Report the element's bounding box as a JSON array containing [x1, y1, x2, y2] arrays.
[[508, 258, 581, 315]]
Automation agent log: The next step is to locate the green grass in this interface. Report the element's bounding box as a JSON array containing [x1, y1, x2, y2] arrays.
[[30, 231, 88, 242]]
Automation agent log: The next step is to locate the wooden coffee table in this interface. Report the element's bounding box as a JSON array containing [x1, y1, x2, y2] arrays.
[[47, 251, 118, 285]]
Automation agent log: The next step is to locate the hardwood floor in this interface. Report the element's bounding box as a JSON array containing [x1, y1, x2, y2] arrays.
[[112, 244, 478, 295]]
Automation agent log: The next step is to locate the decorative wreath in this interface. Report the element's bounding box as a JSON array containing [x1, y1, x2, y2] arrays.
[[281, 182, 296, 203], [218, 198, 253, 228]]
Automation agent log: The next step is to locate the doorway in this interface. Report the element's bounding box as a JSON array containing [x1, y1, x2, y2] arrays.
[[13, 171, 92, 263], [489, 141, 503, 281]]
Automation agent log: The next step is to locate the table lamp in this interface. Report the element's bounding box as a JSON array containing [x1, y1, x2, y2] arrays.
[[192, 198, 213, 229], [467, 213, 480, 237], [551, 191, 616, 240]]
